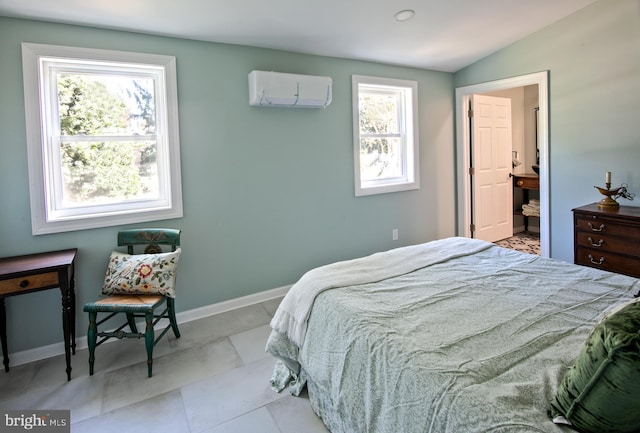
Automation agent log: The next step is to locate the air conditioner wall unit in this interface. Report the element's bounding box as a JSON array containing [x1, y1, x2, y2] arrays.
[[248, 70, 332, 108]]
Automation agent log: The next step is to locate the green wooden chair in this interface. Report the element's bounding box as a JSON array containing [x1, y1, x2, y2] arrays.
[[83, 228, 182, 377]]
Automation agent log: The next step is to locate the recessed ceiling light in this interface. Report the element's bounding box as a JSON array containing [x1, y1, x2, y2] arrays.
[[394, 9, 415, 22]]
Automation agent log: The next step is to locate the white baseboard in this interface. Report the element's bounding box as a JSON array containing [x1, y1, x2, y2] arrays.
[[8, 285, 290, 368]]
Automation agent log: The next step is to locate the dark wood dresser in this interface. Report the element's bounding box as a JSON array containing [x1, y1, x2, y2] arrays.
[[573, 203, 640, 278]]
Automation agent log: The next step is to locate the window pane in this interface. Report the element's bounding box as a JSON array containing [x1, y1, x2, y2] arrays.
[[359, 91, 399, 134], [23, 43, 182, 234], [352, 75, 419, 197], [359, 137, 403, 181], [58, 73, 156, 136], [60, 140, 159, 206]]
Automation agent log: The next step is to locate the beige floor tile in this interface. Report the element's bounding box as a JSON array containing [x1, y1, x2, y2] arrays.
[[72, 390, 189, 433], [1, 372, 104, 424], [267, 391, 329, 433], [0, 361, 38, 403], [102, 337, 242, 413], [181, 357, 285, 432], [172, 304, 272, 351], [1, 299, 330, 433], [229, 325, 272, 365], [200, 407, 280, 433]]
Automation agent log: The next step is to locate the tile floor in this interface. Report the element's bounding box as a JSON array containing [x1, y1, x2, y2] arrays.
[[0, 297, 330, 433], [494, 231, 540, 255]]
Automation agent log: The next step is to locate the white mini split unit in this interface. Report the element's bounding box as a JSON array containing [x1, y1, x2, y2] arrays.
[[248, 70, 332, 108]]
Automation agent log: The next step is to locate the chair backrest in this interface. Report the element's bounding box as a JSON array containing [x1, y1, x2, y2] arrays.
[[117, 229, 181, 255]]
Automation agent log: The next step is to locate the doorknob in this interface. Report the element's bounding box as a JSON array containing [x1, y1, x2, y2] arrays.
[[508, 173, 513, 178]]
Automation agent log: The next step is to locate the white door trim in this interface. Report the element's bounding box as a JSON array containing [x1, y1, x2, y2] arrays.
[[455, 71, 550, 257]]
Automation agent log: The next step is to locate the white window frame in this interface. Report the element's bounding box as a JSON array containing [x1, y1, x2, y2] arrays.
[[22, 43, 183, 235], [352, 75, 419, 196]]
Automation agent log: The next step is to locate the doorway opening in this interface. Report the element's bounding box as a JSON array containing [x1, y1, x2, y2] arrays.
[[455, 72, 550, 257]]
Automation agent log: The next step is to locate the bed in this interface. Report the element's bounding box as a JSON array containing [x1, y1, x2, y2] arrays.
[[266, 237, 640, 433]]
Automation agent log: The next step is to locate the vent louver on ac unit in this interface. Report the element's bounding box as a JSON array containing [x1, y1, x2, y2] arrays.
[[248, 70, 332, 108]]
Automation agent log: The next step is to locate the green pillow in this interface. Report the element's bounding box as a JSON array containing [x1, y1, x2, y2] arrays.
[[551, 298, 640, 433]]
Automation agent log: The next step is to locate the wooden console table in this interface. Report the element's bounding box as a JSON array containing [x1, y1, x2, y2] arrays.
[[513, 173, 540, 232], [0, 249, 77, 380]]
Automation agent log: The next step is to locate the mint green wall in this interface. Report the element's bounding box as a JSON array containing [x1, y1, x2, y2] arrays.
[[454, 0, 640, 261], [0, 17, 455, 353]]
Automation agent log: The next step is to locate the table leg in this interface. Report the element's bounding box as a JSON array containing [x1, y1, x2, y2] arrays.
[[60, 280, 72, 381], [523, 188, 529, 232], [69, 269, 76, 355], [0, 298, 9, 372]]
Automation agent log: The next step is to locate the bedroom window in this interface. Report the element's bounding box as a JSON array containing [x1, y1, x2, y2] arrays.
[[21, 43, 183, 235], [352, 75, 419, 196]]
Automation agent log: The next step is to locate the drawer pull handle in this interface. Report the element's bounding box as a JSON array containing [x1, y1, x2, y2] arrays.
[[19, 280, 29, 288], [587, 237, 604, 247], [588, 254, 605, 265], [588, 222, 605, 232]]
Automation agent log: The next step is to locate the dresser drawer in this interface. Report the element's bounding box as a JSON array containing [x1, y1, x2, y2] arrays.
[[575, 248, 640, 278], [574, 215, 640, 240], [513, 176, 539, 189], [0, 272, 59, 296], [575, 232, 640, 258]]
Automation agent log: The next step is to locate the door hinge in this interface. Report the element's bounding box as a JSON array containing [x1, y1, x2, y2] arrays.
[[468, 109, 473, 118], [470, 224, 476, 232], [468, 167, 475, 176]]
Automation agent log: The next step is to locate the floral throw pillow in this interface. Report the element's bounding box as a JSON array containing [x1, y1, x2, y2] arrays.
[[101, 248, 181, 298]]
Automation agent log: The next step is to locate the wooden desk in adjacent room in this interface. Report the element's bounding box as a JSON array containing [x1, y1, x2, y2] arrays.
[[0, 249, 77, 380], [513, 173, 540, 232]]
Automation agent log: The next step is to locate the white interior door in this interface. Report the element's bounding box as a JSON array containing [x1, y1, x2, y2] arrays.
[[471, 94, 513, 242]]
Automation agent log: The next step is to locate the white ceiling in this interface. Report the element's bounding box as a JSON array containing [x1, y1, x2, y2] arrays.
[[0, 0, 597, 72]]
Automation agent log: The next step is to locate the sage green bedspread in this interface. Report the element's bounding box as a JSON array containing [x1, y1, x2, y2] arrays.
[[266, 239, 640, 433]]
